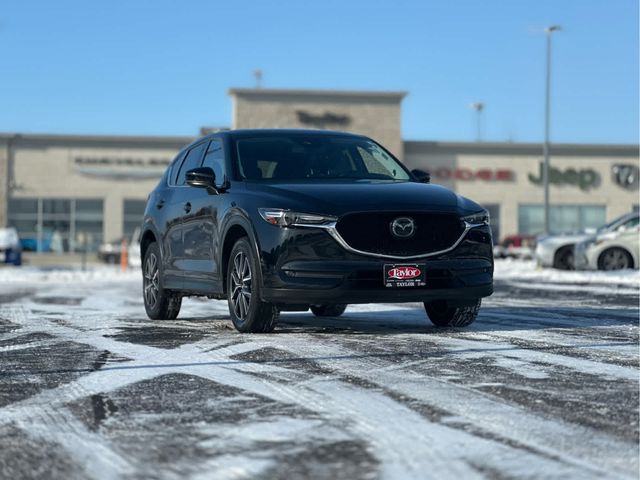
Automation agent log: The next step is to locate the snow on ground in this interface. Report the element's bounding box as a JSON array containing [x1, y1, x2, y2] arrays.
[[0, 260, 638, 479], [494, 258, 640, 288], [0, 265, 141, 285], [1, 258, 638, 288]]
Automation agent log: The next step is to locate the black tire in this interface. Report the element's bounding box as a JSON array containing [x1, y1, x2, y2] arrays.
[[553, 245, 574, 270], [597, 247, 633, 271], [143, 242, 181, 320], [227, 237, 279, 333], [424, 299, 481, 328], [310, 304, 347, 317]]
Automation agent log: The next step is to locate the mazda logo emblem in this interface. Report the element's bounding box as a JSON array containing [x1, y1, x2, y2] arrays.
[[390, 217, 416, 238]]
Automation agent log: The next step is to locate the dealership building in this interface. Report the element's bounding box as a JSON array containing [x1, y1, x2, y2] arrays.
[[0, 88, 638, 253]]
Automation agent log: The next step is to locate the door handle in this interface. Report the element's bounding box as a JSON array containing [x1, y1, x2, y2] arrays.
[[156, 199, 165, 209], [184, 202, 192, 213]]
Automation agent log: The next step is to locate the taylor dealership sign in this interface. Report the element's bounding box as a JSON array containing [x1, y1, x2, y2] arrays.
[[296, 111, 351, 128], [528, 162, 599, 191]]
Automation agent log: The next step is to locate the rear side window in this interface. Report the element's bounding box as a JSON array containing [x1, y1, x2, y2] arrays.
[[201, 139, 225, 187], [166, 150, 186, 186], [175, 142, 207, 186]]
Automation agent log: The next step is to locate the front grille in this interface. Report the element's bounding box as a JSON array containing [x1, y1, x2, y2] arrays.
[[335, 212, 465, 257]]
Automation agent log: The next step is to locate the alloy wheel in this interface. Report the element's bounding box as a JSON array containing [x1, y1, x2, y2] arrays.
[[230, 250, 252, 321], [144, 253, 159, 308], [601, 249, 629, 270]]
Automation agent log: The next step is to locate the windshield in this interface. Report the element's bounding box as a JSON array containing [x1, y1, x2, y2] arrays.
[[233, 134, 411, 182], [597, 213, 639, 233]]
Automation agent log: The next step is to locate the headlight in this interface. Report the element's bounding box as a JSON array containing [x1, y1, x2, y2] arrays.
[[258, 208, 337, 227], [463, 211, 490, 226]]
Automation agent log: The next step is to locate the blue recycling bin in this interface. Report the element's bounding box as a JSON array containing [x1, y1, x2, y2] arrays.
[[4, 248, 22, 266]]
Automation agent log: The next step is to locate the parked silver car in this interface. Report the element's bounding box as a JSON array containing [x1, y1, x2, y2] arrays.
[[574, 220, 640, 271], [535, 212, 639, 270]]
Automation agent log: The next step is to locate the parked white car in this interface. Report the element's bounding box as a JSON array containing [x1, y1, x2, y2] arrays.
[[128, 227, 141, 268], [0, 227, 20, 252], [574, 223, 640, 271], [535, 212, 639, 270]]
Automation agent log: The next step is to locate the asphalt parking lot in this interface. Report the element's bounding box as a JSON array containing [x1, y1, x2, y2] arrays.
[[0, 264, 638, 480]]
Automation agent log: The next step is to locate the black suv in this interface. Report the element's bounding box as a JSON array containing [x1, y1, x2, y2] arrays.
[[141, 129, 493, 332]]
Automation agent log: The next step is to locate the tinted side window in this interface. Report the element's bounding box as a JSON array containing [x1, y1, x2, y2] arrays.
[[175, 143, 207, 186], [167, 150, 186, 186], [201, 139, 225, 186]]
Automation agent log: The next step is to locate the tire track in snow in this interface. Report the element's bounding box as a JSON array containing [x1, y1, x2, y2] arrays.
[[0, 306, 599, 479], [237, 334, 637, 478], [1, 278, 638, 480]]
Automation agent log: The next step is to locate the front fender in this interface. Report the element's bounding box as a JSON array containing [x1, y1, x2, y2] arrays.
[[140, 217, 163, 260]]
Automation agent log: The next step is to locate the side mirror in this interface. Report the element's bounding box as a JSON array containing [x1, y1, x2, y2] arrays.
[[411, 168, 431, 183], [186, 167, 216, 190]]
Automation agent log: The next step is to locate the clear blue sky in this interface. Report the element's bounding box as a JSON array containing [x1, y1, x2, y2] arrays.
[[1, 0, 638, 144]]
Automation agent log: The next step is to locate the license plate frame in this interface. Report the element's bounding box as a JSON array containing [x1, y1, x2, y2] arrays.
[[383, 264, 427, 288]]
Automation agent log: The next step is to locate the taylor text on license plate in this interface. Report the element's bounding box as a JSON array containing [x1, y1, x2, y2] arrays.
[[384, 264, 426, 287]]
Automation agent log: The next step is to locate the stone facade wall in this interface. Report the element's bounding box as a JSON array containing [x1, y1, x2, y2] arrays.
[[5, 136, 190, 241], [230, 89, 406, 158], [405, 142, 640, 237]]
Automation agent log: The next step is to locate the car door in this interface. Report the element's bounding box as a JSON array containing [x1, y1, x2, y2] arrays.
[[182, 138, 225, 292], [171, 141, 208, 281], [157, 151, 186, 290]]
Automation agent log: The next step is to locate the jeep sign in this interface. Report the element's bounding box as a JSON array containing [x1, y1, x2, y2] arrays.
[[528, 162, 599, 191]]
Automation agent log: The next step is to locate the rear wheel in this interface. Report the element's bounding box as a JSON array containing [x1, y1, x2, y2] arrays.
[[598, 247, 633, 271], [310, 304, 347, 317], [143, 242, 181, 320], [553, 245, 574, 270], [424, 299, 481, 328], [227, 238, 278, 333]]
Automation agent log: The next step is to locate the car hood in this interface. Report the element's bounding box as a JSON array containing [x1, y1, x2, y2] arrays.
[[538, 233, 592, 246], [244, 180, 482, 216]]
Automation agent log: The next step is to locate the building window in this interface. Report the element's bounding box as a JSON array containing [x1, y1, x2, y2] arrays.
[[123, 199, 147, 239], [8, 197, 103, 253], [518, 204, 606, 235]]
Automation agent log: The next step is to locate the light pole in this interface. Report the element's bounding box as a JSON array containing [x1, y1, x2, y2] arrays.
[[469, 102, 484, 142], [543, 25, 561, 234], [253, 69, 263, 88]]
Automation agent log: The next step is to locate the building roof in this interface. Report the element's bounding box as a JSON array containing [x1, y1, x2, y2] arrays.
[[228, 88, 408, 100], [404, 140, 639, 157], [0, 132, 637, 157], [0, 132, 194, 149]]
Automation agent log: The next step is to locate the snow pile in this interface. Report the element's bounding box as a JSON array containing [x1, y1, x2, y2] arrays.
[[1, 259, 638, 289], [494, 258, 640, 288], [0, 265, 141, 285]]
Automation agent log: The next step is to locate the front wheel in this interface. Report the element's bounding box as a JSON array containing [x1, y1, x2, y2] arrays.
[[598, 247, 633, 271], [143, 242, 181, 320], [310, 304, 347, 317], [553, 246, 574, 270], [227, 238, 279, 333], [424, 299, 481, 328]]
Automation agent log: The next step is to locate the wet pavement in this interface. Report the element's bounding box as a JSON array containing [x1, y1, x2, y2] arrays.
[[0, 271, 638, 480]]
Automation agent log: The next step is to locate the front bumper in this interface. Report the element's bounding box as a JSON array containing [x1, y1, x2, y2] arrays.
[[256, 223, 494, 305], [535, 243, 556, 267], [573, 242, 595, 270]]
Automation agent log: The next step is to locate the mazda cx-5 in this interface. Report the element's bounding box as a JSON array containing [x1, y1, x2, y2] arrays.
[[141, 129, 493, 332]]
